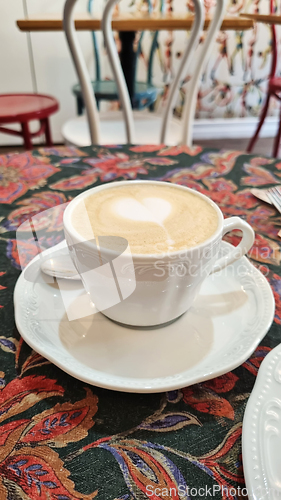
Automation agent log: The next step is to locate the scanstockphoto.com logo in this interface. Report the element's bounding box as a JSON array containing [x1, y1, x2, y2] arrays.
[[146, 484, 279, 498]]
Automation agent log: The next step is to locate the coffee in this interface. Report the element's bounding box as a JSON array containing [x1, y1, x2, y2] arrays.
[[71, 183, 218, 254]]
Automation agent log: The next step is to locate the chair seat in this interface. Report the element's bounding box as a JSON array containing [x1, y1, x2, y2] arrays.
[[72, 80, 162, 109], [269, 77, 281, 93], [62, 111, 182, 147], [0, 94, 59, 124]]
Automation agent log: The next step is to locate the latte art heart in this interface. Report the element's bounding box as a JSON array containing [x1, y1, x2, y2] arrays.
[[72, 183, 219, 254], [114, 197, 171, 224]]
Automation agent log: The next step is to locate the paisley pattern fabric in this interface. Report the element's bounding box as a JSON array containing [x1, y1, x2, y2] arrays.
[[0, 144, 280, 500]]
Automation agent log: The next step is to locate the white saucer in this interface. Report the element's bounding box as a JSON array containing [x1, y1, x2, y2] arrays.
[[14, 241, 275, 393], [243, 344, 281, 500]]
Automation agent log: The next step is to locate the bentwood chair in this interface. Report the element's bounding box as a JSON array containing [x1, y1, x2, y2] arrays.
[[247, 0, 281, 157], [72, 0, 164, 114], [62, 0, 227, 146]]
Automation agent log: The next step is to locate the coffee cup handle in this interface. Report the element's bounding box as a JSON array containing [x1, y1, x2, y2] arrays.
[[210, 216, 255, 274]]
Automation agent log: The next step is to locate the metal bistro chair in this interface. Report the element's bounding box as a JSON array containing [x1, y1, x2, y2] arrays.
[[247, 0, 281, 157], [62, 0, 227, 146], [72, 0, 164, 114]]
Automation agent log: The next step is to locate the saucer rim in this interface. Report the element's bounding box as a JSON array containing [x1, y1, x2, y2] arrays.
[[14, 241, 275, 393]]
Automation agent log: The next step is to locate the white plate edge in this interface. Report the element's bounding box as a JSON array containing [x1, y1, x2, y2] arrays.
[[242, 344, 281, 500]]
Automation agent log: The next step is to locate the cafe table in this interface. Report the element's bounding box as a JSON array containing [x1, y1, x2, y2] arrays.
[[16, 12, 254, 118], [240, 12, 281, 26], [0, 143, 280, 499], [17, 12, 254, 32]]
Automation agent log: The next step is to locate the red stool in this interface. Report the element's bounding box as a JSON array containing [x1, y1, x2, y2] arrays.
[[0, 94, 59, 150]]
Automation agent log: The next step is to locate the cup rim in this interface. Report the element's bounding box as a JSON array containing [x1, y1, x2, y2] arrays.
[[63, 180, 224, 259]]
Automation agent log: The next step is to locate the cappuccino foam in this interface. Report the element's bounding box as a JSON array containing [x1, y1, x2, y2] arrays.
[[71, 183, 218, 254]]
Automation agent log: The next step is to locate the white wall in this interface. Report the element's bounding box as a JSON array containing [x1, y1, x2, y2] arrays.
[[0, 0, 34, 145], [27, 0, 95, 144], [0, 0, 95, 145]]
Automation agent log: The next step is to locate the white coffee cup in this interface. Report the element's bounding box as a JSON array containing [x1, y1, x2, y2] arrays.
[[63, 180, 255, 327]]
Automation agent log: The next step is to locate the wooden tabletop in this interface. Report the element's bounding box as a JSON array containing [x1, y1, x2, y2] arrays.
[[240, 13, 281, 25], [17, 12, 254, 32]]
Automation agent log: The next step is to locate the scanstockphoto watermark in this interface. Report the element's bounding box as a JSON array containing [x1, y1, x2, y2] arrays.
[[16, 204, 137, 322], [152, 260, 269, 280], [145, 485, 248, 497], [16, 203, 264, 322], [145, 484, 281, 497]]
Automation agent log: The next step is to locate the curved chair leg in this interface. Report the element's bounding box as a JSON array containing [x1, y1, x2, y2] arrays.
[[44, 118, 53, 147], [247, 94, 271, 153], [21, 122, 32, 150], [273, 104, 281, 157]]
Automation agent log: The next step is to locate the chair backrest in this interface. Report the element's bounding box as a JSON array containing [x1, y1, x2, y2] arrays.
[[269, 0, 277, 79], [88, 0, 101, 81], [64, 0, 101, 143], [63, 0, 204, 144], [88, 0, 164, 86], [181, 0, 228, 146], [135, 0, 166, 86], [63, 0, 226, 145], [102, 0, 227, 145], [102, 0, 205, 144]]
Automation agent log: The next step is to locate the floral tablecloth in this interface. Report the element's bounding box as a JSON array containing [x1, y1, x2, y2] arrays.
[[0, 143, 280, 500]]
